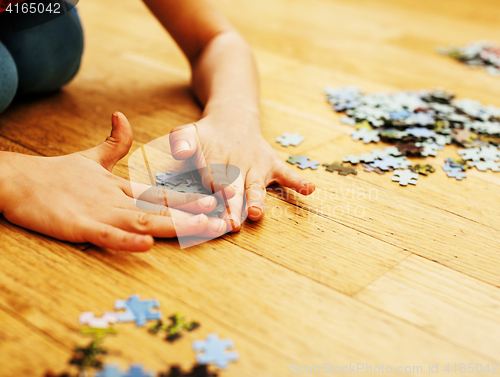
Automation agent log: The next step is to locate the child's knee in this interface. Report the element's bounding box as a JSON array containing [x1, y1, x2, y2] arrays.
[[1, 10, 84, 96], [0, 43, 18, 114]]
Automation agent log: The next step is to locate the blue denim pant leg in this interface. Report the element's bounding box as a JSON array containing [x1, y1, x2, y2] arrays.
[[0, 42, 18, 113], [0, 7, 84, 97]]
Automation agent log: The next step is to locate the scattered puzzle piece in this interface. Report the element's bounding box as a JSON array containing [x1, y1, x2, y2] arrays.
[[340, 115, 356, 126], [457, 147, 481, 161], [70, 340, 108, 373], [276, 132, 305, 147], [159, 365, 218, 377], [95, 364, 125, 377], [79, 312, 118, 329], [470, 160, 500, 172], [370, 156, 411, 171], [362, 163, 387, 174], [125, 364, 155, 377], [192, 334, 239, 369], [149, 313, 200, 342], [80, 327, 117, 340], [409, 164, 435, 176], [392, 169, 419, 186], [351, 128, 380, 143], [323, 162, 357, 176], [114, 294, 161, 327], [442, 163, 467, 180], [342, 154, 360, 164], [286, 155, 320, 170]]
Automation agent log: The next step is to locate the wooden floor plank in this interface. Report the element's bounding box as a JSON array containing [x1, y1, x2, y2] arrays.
[[1, 0, 499, 374], [354, 255, 500, 362]]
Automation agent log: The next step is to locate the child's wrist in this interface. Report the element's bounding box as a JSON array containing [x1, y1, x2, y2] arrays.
[[202, 107, 261, 130]]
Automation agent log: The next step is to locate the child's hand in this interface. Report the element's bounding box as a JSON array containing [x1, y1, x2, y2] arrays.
[[169, 116, 316, 232], [0, 113, 227, 251]]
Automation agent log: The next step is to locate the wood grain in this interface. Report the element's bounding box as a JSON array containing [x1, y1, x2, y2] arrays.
[[0, 0, 499, 375]]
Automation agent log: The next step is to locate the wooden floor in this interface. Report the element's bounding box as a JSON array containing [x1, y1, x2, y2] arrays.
[[1, 0, 500, 375]]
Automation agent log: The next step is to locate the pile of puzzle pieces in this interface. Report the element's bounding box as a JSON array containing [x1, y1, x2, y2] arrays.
[[155, 170, 225, 218], [44, 294, 238, 377], [438, 41, 500, 76], [276, 87, 500, 186]]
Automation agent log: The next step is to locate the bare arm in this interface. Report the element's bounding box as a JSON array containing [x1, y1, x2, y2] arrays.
[[142, 0, 260, 123], [142, 0, 315, 229]]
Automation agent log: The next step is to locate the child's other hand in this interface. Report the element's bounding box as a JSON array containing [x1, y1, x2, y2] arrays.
[[0, 113, 227, 251], [169, 116, 316, 232]]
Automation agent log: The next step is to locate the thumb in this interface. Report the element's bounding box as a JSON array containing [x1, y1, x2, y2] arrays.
[[81, 112, 133, 171], [169, 123, 199, 160]]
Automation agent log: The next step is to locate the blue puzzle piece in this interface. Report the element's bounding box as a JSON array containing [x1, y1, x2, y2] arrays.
[[442, 163, 467, 180], [389, 109, 411, 120], [95, 364, 125, 377], [125, 364, 155, 377], [114, 294, 161, 327], [193, 333, 239, 369]]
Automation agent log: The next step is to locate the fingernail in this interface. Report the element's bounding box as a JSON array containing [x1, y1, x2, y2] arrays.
[[188, 214, 205, 225], [209, 218, 226, 233], [228, 214, 241, 231], [173, 140, 191, 155], [248, 202, 264, 218], [200, 196, 214, 209]]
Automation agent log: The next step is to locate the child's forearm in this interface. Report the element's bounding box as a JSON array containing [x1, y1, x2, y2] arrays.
[[190, 30, 261, 127]]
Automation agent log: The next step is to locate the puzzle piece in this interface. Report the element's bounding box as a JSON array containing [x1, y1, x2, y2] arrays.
[[362, 163, 387, 174], [389, 109, 411, 120], [406, 127, 437, 138], [442, 163, 467, 180], [114, 294, 161, 327], [416, 141, 439, 157], [392, 169, 419, 186], [79, 312, 118, 329], [444, 158, 470, 170], [409, 164, 435, 176], [340, 115, 356, 126], [358, 153, 376, 163], [477, 146, 500, 161], [149, 313, 200, 342], [95, 365, 125, 377], [126, 364, 155, 377], [395, 142, 423, 155], [276, 132, 305, 147], [457, 147, 481, 161], [80, 327, 117, 340], [192, 334, 239, 369], [370, 156, 411, 171], [406, 113, 435, 126], [470, 160, 500, 172], [323, 162, 357, 176], [351, 128, 380, 143], [70, 339, 109, 373], [342, 154, 360, 164], [159, 365, 218, 377], [286, 155, 319, 170]]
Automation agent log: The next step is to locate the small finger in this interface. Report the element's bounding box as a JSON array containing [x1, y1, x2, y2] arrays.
[[272, 164, 316, 195], [79, 218, 154, 252], [168, 207, 228, 238], [221, 173, 245, 232], [108, 208, 210, 238], [125, 182, 217, 213], [244, 170, 267, 221]]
